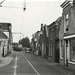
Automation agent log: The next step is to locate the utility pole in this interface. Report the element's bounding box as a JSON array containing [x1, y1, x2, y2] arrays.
[[23, 0, 26, 11]]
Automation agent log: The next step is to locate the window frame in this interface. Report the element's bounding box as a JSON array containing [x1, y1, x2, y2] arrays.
[[64, 13, 69, 33]]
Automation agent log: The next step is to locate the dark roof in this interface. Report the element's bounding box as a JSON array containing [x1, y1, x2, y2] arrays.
[[47, 17, 61, 28], [0, 22, 11, 26]]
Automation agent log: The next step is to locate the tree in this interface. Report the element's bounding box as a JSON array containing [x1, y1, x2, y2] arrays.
[[19, 36, 31, 48]]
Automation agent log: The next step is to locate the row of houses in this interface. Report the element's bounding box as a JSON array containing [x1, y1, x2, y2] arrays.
[[31, 0, 75, 70], [0, 23, 13, 61]]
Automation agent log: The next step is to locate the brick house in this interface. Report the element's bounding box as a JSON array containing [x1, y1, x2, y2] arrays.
[[0, 23, 12, 56], [31, 34, 35, 53], [31, 31, 42, 55], [48, 17, 61, 63], [59, 0, 75, 70], [40, 24, 44, 57], [40, 24, 49, 58]]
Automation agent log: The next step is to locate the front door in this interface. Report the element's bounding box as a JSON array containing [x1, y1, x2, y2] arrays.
[[65, 39, 69, 66]]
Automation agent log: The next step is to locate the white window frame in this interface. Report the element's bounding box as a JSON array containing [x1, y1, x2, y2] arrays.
[[65, 39, 70, 65], [64, 13, 69, 33]]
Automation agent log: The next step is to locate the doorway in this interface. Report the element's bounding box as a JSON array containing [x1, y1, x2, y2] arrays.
[[65, 39, 70, 66]]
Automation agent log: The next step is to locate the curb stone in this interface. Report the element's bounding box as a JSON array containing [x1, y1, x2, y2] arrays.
[[0, 57, 13, 67]]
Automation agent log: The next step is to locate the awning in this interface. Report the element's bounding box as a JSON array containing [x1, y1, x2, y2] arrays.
[[64, 34, 75, 39]]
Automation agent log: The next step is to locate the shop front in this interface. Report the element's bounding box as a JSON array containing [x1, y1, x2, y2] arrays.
[[64, 34, 75, 70]]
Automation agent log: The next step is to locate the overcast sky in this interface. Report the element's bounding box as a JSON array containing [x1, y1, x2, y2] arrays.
[[0, 0, 65, 42]]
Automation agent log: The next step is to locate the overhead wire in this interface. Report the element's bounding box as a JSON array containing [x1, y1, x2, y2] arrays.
[[0, 0, 5, 4], [0, 0, 26, 41]]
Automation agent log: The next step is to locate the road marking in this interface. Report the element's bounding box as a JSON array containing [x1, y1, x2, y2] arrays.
[[13, 56, 18, 75], [22, 53, 40, 75]]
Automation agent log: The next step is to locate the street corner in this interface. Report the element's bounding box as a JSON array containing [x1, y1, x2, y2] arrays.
[[0, 56, 13, 67]]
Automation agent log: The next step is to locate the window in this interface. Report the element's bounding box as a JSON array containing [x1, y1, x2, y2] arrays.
[[64, 13, 69, 33], [70, 39, 75, 61], [65, 14, 69, 25]]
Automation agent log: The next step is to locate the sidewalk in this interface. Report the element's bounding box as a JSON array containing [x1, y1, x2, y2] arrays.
[[57, 64, 75, 75], [0, 53, 13, 67], [34, 54, 75, 75]]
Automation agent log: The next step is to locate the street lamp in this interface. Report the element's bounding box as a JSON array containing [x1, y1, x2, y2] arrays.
[[0, 0, 26, 11]]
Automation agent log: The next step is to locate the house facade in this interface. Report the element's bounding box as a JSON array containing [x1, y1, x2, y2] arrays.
[[59, 0, 75, 70], [31, 23, 49, 57], [31, 31, 41, 55], [40, 24, 49, 58], [0, 29, 8, 59], [48, 17, 61, 63], [0, 23, 12, 57], [31, 34, 35, 53]]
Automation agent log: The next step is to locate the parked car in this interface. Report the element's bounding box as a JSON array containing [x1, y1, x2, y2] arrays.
[[25, 48, 31, 53]]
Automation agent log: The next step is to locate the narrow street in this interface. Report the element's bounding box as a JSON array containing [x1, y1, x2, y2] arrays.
[[0, 51, 73, 75]]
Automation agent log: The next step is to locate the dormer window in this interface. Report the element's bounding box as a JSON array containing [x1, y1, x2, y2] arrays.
[[64, 13, 69, 33]]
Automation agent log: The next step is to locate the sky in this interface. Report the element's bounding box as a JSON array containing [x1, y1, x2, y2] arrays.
[[0, 0, 65, 42]]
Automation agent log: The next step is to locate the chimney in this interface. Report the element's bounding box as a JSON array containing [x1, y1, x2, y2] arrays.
[[41, 23, 43, 31], [41, 23, 43, 27]]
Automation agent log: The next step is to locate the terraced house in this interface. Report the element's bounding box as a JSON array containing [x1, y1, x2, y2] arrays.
[[48, 17, 61, 63], [59, 0, 75, 70], [31, 0, 75, 70], [40, 24, 49, 58]]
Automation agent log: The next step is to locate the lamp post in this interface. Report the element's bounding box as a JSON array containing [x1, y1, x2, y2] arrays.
[[0, 0, 26, 42], [0, 0, 26, 11]]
